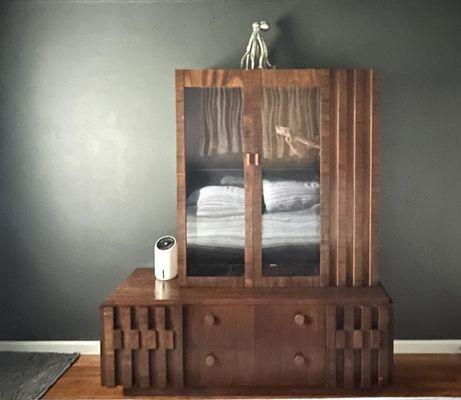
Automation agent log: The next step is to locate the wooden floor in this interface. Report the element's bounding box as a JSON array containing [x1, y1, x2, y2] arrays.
[[44, 354, 461, 399]]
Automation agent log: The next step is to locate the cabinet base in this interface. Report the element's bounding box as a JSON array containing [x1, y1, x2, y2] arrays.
[[101, 269, 393, 393], [124, 385, 390, 397]]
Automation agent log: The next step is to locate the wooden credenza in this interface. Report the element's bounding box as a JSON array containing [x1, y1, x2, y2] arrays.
[[100, 269, 392, 395], [100, 68, 393, 396]]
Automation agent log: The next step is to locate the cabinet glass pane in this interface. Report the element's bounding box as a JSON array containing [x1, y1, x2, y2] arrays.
[[261, 87, 321, 276], [184, 88, 245, 277]]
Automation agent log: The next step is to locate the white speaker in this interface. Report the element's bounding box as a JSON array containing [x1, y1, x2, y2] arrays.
[[154, 236, 178, 281]]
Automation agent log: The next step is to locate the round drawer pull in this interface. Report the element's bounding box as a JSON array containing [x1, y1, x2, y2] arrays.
[[294, 353, 305, 366], [204, 314, 216, 325], [204, 354, 216, 367], [294, 313, 306, 325]]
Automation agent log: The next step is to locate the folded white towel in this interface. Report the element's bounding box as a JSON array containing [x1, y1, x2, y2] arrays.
[[263, 180, 320, 213], [187, 185, 244, 217]]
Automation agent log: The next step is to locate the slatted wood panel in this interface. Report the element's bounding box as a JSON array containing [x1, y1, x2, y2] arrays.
[[328, 69, 379, 287], [326, 304, 392, 389], [100, 305, 183, 390]]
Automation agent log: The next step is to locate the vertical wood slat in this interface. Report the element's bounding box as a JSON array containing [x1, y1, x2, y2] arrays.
[[378, 306, 390, 388], [243, 71, 260, 288], [361, 306, 372, 389], [336, 70, 348, 286], [319, 69, 331, 287], [175, 70, 187, 286], [388, 305, 394, 384], [101, 306, 116, 387], [346, 70, 356, 287], [326, 305, 337, 388], [136, 307, 150, 388], [169, 306, 184, 388], [353, 71, 365, 286], [343, 305, 354, 389], [329, 71, 338, 286], [362, 71, 372, 286], [370, 71, 380, 285], [120, 306, 133, 389], [155, 307, 168, 389]]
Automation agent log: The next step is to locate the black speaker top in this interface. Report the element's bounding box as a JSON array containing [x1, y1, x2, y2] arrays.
[[156, 236, 175, 250]]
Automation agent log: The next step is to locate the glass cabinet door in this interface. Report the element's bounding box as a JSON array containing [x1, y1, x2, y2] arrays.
[[184, 87, 245, 277], [260, 86, 321, 277]]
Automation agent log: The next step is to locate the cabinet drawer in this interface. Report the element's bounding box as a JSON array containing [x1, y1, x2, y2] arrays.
[[255, 305, 326, 386], [186, 306, 253, 347], [185, 346, 253, 387]]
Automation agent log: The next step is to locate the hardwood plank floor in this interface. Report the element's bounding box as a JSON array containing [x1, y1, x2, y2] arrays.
[[45, 354, 461, 399]]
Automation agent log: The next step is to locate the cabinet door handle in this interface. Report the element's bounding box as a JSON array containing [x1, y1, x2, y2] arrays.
[[204, 314, 216, 325], [294, 353, 305, 366], [254, 153, 260, 166], [205, 354, 216, 367], [245, 153, 252, 166], [294, 313, 306, 325]]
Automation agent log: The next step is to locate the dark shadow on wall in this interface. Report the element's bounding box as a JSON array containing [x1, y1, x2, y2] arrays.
[[270, 15, 310, 68]]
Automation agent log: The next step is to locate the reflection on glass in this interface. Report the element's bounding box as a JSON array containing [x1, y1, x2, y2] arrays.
[[184, 88, 245, 277], [261, 87, 321, 276]]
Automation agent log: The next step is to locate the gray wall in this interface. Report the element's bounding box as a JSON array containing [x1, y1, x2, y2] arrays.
[[0, 0, 460, 340]]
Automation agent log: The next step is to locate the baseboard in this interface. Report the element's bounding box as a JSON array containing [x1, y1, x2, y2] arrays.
[[394, 340, 461, 354], [0, 340, 459, 355], [0, 341, 100, 355]]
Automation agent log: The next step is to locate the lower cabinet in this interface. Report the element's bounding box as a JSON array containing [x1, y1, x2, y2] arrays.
[[184, 305, 324, 388], [101, 300, 392, 394]]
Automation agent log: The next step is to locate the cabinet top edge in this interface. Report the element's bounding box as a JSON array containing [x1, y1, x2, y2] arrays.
[[175, 67, 377, 72], [102, 268, 392, 305], [175, 68, 378, 73]]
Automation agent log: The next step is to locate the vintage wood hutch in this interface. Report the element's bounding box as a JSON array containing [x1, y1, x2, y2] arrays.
[[100, 69, 393, 396]]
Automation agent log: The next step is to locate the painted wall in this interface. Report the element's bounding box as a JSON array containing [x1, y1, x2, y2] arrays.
[[0, 0, 460, 339]]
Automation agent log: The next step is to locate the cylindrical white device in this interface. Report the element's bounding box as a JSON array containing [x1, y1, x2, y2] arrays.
[[154, 236, 178, 281]]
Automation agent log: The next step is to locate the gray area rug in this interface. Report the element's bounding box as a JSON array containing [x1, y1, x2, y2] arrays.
[[0, 351, 79, 400]]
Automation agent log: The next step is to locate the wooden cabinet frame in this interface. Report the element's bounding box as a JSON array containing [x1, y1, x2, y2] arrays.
[[176, 69, 379, 288]]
